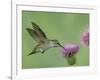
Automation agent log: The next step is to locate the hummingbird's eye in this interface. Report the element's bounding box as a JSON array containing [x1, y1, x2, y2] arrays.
[[56, 41, 60, 44]]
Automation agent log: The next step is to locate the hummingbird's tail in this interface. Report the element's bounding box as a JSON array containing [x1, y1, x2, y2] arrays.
[[27, 51, 36, 56]]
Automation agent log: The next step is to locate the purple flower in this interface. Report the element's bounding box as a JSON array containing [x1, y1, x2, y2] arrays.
[[61, 44, 80, 57], [61, 44, 80, 65], [81, 29, 89, 46]]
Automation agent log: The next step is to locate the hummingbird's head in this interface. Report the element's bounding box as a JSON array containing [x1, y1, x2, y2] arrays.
[[51, 40, 64, 48]]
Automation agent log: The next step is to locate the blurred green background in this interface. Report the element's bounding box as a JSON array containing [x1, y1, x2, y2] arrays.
[[22, 11, 89, 69]]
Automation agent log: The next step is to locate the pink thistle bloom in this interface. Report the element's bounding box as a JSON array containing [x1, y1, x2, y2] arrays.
[[61, 44, 80, 57], [81, 29, 89, 46]]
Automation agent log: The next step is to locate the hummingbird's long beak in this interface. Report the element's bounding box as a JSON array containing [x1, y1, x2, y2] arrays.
[[58, 43, 66, 50], [58, 43, 64, 48]]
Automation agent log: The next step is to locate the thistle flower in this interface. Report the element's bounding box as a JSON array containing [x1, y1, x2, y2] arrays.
[[61, 44, 80, 65], [81, 29, 89, 46]]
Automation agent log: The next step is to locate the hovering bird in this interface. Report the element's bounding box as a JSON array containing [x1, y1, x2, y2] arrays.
[[26, 22, 64, 56]]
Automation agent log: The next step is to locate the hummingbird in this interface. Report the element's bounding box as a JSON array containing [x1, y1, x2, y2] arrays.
[[26, 22, 64, 56]]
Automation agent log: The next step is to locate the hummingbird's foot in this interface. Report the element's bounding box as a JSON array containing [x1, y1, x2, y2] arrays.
[[41, 50, 45, 54]]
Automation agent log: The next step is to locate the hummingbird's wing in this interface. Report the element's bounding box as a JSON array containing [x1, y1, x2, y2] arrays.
[[26, 28, 40, 42], [31, 22, 47, 39], [26, 22, 48, 42]]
